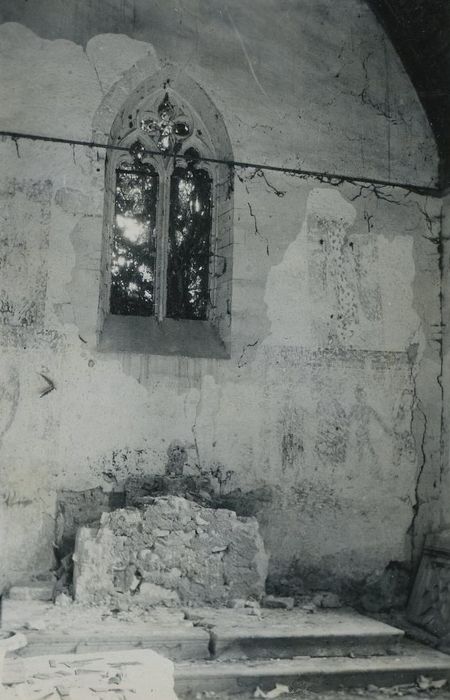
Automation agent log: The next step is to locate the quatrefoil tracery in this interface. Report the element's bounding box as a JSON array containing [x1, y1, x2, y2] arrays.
[[140, 92, 193, 154]]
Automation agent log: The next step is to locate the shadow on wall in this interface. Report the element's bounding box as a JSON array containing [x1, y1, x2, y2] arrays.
[[267, 557, 413, 613]]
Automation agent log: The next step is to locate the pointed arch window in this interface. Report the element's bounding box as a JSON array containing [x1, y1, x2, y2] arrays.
[[99, 79, 234, 358], [109, 91, 214, 322]]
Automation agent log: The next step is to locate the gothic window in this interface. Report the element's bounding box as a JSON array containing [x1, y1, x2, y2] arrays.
[[99, 77, 233, 357], [109, 92, 214, 322]]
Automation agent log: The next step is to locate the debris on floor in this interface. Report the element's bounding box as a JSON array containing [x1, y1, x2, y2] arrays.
[[254, 684, 291, 697], [3, 648, 177, 699], [181, 678, 450, 700], [416, 674, 448, 690], [311, 592, 342, 610], [263, 595, 295, 610]]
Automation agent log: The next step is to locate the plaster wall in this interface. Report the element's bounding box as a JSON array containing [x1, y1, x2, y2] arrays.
[[440, 194, 450, 532], [0, 1, 443, 593]]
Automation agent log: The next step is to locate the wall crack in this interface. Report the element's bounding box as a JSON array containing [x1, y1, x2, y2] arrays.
[[237, 339, 259, 368], [406, 346, 427, 561]]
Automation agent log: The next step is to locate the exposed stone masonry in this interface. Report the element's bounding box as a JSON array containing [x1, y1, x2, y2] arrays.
[[73, 496, 268, 606]]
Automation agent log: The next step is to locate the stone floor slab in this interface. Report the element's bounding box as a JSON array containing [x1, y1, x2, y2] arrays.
[[4, 648, 177, 699], [2, 599, 210, 661]]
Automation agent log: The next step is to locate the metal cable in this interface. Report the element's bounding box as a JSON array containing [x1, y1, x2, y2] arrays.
[[0, 129, 442, 197]]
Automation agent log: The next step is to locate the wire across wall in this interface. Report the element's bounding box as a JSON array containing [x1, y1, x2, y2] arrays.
[[0, 127, 443, 327], [0, 129, 442, 198]]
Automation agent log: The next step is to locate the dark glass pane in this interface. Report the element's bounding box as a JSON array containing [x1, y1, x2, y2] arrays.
[[166, 167, 212, 320], [110, 167, 158, 316]]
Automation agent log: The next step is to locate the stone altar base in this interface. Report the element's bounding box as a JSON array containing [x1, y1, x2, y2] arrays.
[[73, 495, 268, 606]]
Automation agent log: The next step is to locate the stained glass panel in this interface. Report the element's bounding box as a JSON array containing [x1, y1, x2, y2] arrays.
[[166, 167, 212, 320], [110, 166, 158, 316]]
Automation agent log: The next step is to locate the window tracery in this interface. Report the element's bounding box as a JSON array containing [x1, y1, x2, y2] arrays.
[[98, 72, 234, 357], [109, 90, 215, 321]]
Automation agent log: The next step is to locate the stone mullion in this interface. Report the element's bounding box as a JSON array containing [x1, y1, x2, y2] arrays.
[[155, 163, 173, 321]]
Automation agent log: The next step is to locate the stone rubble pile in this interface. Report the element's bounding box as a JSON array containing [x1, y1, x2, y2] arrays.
[[73, 495, 268, 606]]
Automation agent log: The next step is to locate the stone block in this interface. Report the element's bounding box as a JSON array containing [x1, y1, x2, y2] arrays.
[[73, 496, 268, 605], [56, 488, 125, 557], [408, 530, 450, 637], [263, 595, 295, 610], [0, 631, 27, 686], [8, 583, 53, 602], [139, 582, 180, 606], [312, 592, 342, 609]]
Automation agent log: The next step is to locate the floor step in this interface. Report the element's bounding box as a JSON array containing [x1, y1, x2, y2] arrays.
[[1, 599, 210, 661], [14, 628, 210, 661], [174, 649, 450, 697], [186, 607, 404, 660], [3, 601, 405, 663], [4, 600, 450, 697]]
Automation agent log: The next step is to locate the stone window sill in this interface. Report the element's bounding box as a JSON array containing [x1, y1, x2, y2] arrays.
[[98, 314, 229, 359]]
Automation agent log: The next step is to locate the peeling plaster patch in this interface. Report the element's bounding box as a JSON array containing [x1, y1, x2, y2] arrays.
[[55, 187, 90, 215], [287, 479, 342, 512], [85, 34, 160, 95], [0, 488, 56, 591], [307, 190, 360, 345], [261, 345, 410, 371], [54, 355, 154, 485], [0, 178, 52, 329], [279, 404, 305, 471], [315, 397, 349, 466], [264, 188, 361, 347], [0, 365, 19, 443], [264, 185, 431, 354], [66, 215, 103, 341], [262, 202, 309, 346], [0, 328, 65, 351], [378, 234, 421, 351], [307, 188, 383, 346], [392, 385, 417, 469], [0, 22, 100, 141], [347, 385, 391, 469]]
